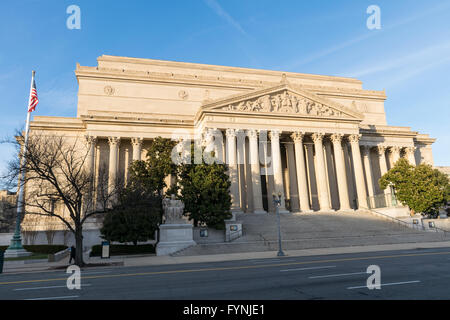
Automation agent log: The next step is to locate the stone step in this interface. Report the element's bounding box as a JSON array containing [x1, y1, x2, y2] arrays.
[[174, 210, 448, 256]]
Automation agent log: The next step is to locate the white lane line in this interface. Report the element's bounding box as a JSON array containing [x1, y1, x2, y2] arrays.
[[309, 272, 367, 279], [347, 280, 421, 290], [280, 266, 337, 272], [25, 295, 79, 300], [14, 284, 91, 291]]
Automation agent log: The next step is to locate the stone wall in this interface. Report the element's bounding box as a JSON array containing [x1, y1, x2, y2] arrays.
[[0, 190, 16, 233]]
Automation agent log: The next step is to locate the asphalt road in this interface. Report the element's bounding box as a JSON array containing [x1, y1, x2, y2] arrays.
[[1, 247, 450, 300]]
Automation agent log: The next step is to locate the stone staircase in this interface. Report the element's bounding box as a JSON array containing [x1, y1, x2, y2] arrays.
[[172, 210, 449, 256]]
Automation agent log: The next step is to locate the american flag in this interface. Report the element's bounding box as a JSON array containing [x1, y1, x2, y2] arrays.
[[28, 76, 38, 112]]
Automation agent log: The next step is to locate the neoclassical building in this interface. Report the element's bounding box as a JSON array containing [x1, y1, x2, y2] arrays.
[[30, 55, 435, 214]]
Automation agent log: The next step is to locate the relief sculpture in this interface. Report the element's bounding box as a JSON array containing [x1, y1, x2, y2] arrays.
[[221, 90, 344, 117]]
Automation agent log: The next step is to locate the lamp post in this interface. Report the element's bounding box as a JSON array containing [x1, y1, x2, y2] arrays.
[[272, 192, 285, 257]]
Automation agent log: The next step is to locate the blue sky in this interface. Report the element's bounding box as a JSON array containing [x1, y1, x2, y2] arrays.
[[0, 0, 449, 168]]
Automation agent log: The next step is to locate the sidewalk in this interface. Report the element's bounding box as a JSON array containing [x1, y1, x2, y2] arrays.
[[120, 240, 450, 267], [2, 257, 69, 274], [3, 240, 450, 274]]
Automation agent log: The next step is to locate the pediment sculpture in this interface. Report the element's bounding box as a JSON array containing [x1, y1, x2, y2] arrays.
[[220, 90, 344, 117]]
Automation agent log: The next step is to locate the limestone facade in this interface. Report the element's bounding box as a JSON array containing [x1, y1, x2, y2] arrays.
[[29, 55, 436, 213]]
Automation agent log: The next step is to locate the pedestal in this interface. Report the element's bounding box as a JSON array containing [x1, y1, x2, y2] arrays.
[[4, 235, 32, 258], [156, 224, 196, 256]]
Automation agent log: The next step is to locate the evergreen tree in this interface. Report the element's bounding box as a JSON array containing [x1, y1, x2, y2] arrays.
[[101, 137, 176, 244], [176, 144, 232, 229], [380, 158, 450, 217]]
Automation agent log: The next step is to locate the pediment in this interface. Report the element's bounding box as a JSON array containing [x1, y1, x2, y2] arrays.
[[200, 83, 363, 120]]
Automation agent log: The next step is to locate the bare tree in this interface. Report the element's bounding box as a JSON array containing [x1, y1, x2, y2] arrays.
[[1, 132, 118, 266], [43, 215, 59, 245], [22, 214, 40, 245]]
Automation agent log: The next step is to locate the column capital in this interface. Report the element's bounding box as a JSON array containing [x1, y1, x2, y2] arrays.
[[404, 146, 416, 155], [376, 145, 387, 156], [347, 134, 362, 144], [225, 129, 236, 138], [131, 137, 143, 146], [85, 135, 97, 145], [329, 133, 344, 144], [388, 146, 401, 154], [247, 129, 258, 140], [269, 130, 281, 140], [291, 131, 305, 143], [202, 130, 213, 143], [360, 145, 371, 156], [108, 136, 121, 147], [311, 132, 324, 143]]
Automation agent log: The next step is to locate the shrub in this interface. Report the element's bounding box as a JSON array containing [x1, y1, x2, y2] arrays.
[[0, 245, 67, 254], [90, 244, 155, 256]]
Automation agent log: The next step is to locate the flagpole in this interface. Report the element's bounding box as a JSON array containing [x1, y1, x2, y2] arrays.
[[5, 71, 36, 257]]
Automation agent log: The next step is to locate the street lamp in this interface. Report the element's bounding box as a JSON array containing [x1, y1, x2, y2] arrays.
[[272, 192, 285, 257]]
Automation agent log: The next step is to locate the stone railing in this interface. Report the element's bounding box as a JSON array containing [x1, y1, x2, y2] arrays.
[[367, 193, 398, 209]]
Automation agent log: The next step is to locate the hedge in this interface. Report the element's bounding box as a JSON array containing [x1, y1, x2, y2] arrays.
[[90, 244, 155, 257], [0, 245, 67, 254]]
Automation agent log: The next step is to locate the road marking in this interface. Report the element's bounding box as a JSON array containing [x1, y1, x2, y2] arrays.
[[1, 250, 449, 286], [14, 284, 91, 291], [25, 295, 79, 300], [280, 266, 336, 272], [309, 272, 367, 279], [252, 259, 283, 264], [80, 271, 111, 275], [347, 280, 421, 290]]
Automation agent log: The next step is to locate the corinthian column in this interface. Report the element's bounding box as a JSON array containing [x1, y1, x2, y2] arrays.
[[236, 129, 247, 212], [376, 145, 389, 194], [348, 134, 368, 209], [361, 145, 375, 205], [405, 147, 416, 165], [312, 132, 331, 211], [389, 146, 401, 166], [270, 130, 288, 213], [248, 129, 266, 214], [330, 133, 351, 211], [108, 137, 120, 200], [84, 135, 97, 213], [226, 129, 242, 213], [291, 132, 311, 212], [85, 135, 97, 176], [377, 146, 388, 176], [286, 142, 300, 212], [131, 137, 143, 161]]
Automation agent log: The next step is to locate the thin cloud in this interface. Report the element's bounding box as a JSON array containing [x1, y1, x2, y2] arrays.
[[345, 41, 450, 78], [282, 1, 450, 70], [203, 0, 247, 36], [383, 54, 450, 88]]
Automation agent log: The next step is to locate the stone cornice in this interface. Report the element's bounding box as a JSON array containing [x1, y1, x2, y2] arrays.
[[30, 116, 85, 131], [359, 125, 418, 138], [76, 61, 385, 99], [80, 113, 194, 127], [96, 55, 362, 85], [414, 134, 436, 145]]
